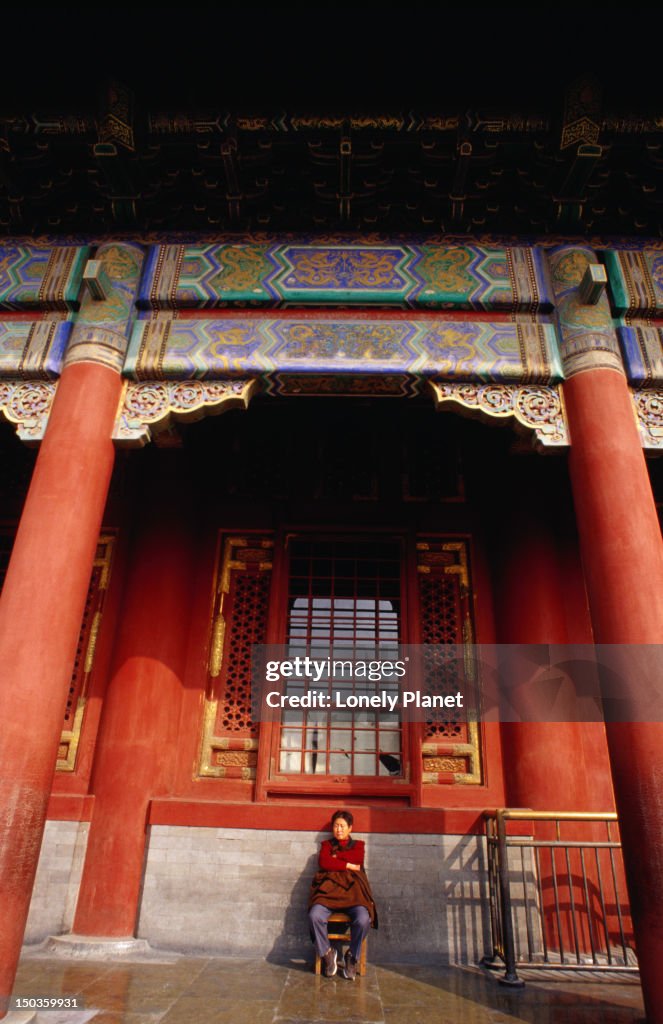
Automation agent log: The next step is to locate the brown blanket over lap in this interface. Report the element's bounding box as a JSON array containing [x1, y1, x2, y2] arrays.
[[308, 869, 379, 929]]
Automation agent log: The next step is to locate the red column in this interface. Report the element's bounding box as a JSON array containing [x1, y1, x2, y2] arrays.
[[492, 471, 620, 962], [73, 459, 194, 935], [565, 366, 663, 1023], [0, 362, 121, 1010], [494, 467, 609, 811]]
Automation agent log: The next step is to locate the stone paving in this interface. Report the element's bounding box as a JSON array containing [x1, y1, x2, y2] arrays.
[[7, 951, 646, 1024]]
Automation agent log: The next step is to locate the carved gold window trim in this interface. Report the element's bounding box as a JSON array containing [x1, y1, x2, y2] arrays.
[[417, 537, 482, 785], [421, 724, 482, 785], [198, 534, 273, 778], [56, 533, 115, 772], [199, 533, 481, 785], [198, 699, 259, 780], [56, 699, 86, 772]]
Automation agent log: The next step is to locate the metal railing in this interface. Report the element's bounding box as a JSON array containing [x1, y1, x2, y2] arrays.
[[482, 809, 638, 986]]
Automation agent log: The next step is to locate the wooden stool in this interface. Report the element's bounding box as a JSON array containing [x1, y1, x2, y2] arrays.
[[314, 911, 368, 976]]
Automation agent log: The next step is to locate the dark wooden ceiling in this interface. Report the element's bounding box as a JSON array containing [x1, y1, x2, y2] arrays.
[[1, 9, 660, 237]]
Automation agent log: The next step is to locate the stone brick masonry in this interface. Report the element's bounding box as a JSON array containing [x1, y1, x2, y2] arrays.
[[24, 824, 491, 962], [136, 827, 490, 963], [24, 820, 89, 943]]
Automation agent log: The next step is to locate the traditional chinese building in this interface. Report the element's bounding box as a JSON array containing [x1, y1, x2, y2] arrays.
[[1, 53, 663, 1022]]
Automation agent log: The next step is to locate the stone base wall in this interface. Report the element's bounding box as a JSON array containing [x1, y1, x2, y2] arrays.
[[24, 820, 89, 943], [136, 827, 491, 964]]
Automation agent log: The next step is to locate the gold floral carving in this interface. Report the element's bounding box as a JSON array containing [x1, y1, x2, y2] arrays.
[[633, 388, 663, 449], [215, 751, 257, 767], [421, 726, 482, 785], [0, 380, 57, 443], [428, 381, 568, 449], [113, 378, 259, 447], [423, 757, 466, 773]]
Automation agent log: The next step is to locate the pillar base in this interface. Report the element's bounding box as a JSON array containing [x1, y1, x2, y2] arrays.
[[38, 935, 165, 961]]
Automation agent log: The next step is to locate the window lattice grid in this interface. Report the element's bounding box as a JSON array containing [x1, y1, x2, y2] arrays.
[[221, 571, 271, 735], [279, 539, 403, 777], [419, 557, 466, 741]]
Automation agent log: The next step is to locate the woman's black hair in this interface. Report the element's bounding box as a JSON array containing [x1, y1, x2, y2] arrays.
[[331, 809, 354, 827]]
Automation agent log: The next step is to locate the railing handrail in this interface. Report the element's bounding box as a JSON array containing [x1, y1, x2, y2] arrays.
[[495, 839, 622, 849], [481, 806, 636, 987], [484, 809, 619, 822]]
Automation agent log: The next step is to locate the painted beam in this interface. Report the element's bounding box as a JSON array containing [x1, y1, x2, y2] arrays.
[[125, 315, 562, 384], [619, 325, 663, 385], [605, 249, 663, 317], [0, 319, 71, 378], [137, 243, 554, 312], [0, 245, 90, 310]]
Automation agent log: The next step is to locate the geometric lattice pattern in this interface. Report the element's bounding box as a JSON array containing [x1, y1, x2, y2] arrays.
[[199, 535, 274, 779], [416, 538, 481, 785], [219, 571, 271, 734], [275, 537, 403, 779], [139, 242, 553, 312], [419, 572, 462, 647]]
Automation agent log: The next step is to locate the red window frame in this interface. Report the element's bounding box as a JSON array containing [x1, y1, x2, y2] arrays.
[[255, 529, 418, 802]]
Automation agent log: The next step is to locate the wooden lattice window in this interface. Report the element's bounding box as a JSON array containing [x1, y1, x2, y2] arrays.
[[417, 538, 481, 784], [199, 535, 273, 778], [276, 537, 403, 777]]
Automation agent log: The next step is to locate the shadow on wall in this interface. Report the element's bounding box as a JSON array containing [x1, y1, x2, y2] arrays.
[[267, 850, 320, 966], [441, 834, 491, 965], [366, 833, 491, 965]]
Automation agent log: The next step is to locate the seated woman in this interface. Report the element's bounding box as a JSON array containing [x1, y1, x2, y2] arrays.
[[308, 809, 377, 980]]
